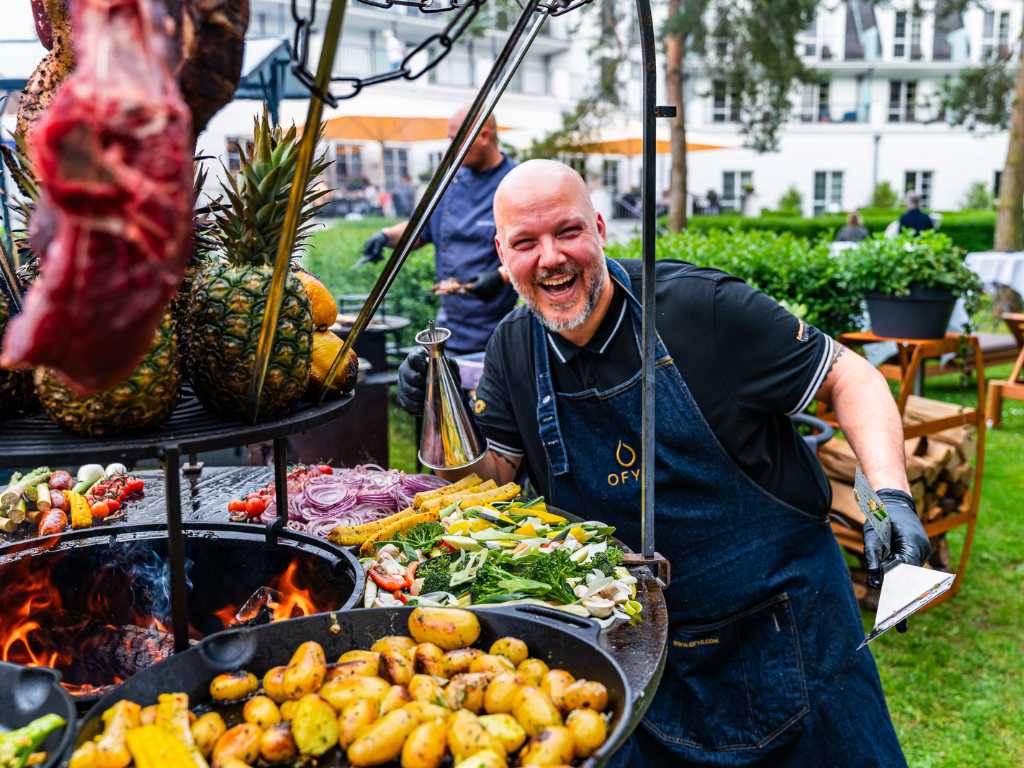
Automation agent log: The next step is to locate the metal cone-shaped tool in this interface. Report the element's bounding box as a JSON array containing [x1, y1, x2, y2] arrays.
[[417, 322, 486, 471]]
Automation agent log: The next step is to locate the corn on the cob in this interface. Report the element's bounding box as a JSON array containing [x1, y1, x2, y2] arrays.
[[457, 482, 521, 509], [412, 473, 481, 508], [420, 480, 497, 513], [125, 724, 201, 768], [328, 507, 418, 546], [359, 511, 441, 556], [68, 490, 93, 529]]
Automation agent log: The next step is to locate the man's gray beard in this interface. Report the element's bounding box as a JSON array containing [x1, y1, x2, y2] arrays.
[[510, 264, 607, 333]]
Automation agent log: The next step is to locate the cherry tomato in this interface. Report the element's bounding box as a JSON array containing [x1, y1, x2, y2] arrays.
[[245, 497, 266, 517], [124, 478, 144, 494], [228, 499, 247, 513], [105, 498, 121, 512], [317, 464, 334, 475], [91, 501, 111, 519]]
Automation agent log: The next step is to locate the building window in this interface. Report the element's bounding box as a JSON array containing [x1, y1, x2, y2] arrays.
[[382, 147, 409, 192], [798, 81, 830, 122], [334, 144, 363, 185], [722, 171, 753, 211], [910, 13, 922, 59], [225, 137, 252, 174], [904, 170, 933, 208], [813, 170, 843, 215], [566, 156, 587, 180], [893, 11, 908, 58], [427, 151, 444, 176], [798, 18, 817, 57], [602, 159, 620, 191], [712, 81, 740, 123], [983, 11, 1012, 59], [888, 80, 918, 122], [427, 45, 473, 88]]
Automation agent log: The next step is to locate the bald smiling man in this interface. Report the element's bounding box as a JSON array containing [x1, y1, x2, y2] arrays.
[[397, 160, 930, 767]]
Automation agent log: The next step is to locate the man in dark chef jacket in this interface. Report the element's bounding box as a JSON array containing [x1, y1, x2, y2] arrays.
[[396, 160, 929, 767], [361, 106, 518, 355]]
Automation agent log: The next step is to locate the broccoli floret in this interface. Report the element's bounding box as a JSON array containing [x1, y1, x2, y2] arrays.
[[417, 554, 452, 594], [522, 548, 584, 605], [589, 546, 626, 577]]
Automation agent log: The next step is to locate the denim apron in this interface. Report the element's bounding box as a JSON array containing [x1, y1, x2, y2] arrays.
[[531, 260, 905, 767]]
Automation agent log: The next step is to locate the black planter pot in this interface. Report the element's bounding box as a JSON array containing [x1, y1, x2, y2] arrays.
[[866, 285, 956, 340]]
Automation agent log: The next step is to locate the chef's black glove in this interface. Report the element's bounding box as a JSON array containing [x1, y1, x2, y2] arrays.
[[466, 269, 506, 300], [361, 231, 390, 264], [863, 488, 931, 590], [397, 347, 461, 416]]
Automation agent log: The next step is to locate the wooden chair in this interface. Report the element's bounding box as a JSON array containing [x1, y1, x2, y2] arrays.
[[985, 313, 1024, 428]]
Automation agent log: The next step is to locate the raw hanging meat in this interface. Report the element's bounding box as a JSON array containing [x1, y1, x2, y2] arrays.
[[2, 0, 194, 395]]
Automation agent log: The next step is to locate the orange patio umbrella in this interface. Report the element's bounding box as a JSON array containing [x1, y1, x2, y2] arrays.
[[567, 137, 727, 155], [320, 115, 514, 143]]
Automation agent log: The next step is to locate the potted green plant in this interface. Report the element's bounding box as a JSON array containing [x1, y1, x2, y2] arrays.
[[839, 232, 982, 339]]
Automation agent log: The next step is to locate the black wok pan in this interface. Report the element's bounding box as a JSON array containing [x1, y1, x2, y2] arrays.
[[77, 604, 634, 766], [0, 661, 75, 768]]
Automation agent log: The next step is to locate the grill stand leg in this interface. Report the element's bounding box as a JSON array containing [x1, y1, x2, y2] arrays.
[[267, 437, 289, 545], [163, 445, 190, 653]]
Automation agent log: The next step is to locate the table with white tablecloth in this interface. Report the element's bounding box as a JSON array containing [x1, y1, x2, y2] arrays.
[[966, 251, 1024, 298]]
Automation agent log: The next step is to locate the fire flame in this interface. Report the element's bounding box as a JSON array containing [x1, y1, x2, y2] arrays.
[[213, 558, 320, 629], [0, 558, 64, 668]]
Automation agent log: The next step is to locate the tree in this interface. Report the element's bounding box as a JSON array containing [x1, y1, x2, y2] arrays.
[[662, 0, 820, 232], [869, 181, 899, 209], [961, 181, 995, 211]]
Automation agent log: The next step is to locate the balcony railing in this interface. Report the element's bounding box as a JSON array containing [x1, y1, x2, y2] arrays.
[[794, 102, 869, 124]]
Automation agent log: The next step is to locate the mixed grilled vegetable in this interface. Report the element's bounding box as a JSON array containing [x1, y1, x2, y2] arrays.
[[70, 608, 613, 768], [0, 464, 144, 536], [0, 713, 65, 768]]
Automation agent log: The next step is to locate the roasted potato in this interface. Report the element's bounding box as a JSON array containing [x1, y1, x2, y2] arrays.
[[381, 648, 415, 686], [139, 704, 158, 726], [243, 695, 281, 729], [339, 649, 381, 664], [191, 711, 227, 758], [408, 607, 481, 651], [566, 708, 607, 758], [408, 674, 445, 703], [445, 672, 490, 713], [453, 749, 506, 768], [327, 657, 381, 681], [210, 670, 258, 702], [212, 722, 262, 766], [542, 670, 576, 711], [402, 701, 450, 723], [259, 722, 298, 764], [489, 637, 529, 666], [413, 643, 447, 677], [484, 672, 522, 714], [520, 725, 575, 765], [262, 666, 289, 703], [279, 701, 297, 721], [96, 699, 140, 768], [68, 743, 98, 768], [371, 635, 417, 655], [478, 713, 527, 753], [470, 654, 515, 676], [401, 719, 447, 768], [347, 709, 418, 767], [319, 675, 391, 711], [283, 641, 328, 700], [291, 694, 339, 757], [217, 759, 253, 768], [443, 648, 483, 676], [447, 710, 504, 763], [380, 684, 413, 715], [339, 698, 379, 749], [561, 680, 608, 711], [513, 686, 562, 737], [516, 658, 550, 687]]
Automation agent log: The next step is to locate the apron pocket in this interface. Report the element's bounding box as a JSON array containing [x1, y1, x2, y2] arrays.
[[644, 592, 809, 753]]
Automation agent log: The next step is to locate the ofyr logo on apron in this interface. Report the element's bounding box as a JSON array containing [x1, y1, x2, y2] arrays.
[[607, 440, 640, 487]]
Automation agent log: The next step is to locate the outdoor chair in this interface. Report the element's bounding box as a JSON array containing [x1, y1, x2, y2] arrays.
[[984, 313, 1024, 428]]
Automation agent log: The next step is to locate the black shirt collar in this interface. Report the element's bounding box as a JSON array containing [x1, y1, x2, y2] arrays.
[[547, 280, 628, 364]]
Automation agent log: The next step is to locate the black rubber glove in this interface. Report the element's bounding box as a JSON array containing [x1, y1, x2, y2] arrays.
[[361, 231, 390, 264], [397, 347, 461, 416], [863, 488, 931, 590], [465, 269, 506, 301]]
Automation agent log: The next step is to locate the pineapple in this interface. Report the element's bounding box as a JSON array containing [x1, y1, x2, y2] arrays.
[[35, 311, 180, 437], [186, 111, 329, 421]]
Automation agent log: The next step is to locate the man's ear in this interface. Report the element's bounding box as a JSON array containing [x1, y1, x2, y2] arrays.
[[495, 233, 506, 266], [595, 212, 607, 247]]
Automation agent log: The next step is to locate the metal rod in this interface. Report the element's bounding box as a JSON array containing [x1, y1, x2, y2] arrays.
[[269, 436, 289, 544], [319, 0, 549, 397], [247, 0, 350, 421], [163, 445, 190, 653], [636, 0, 657, 560]]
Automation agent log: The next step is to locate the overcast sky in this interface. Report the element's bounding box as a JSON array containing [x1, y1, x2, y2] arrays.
[[4, 5, 39, 39]]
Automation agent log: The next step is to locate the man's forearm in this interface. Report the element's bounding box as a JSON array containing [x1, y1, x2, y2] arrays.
[[438, 449, 520, 485], [381, 220, 426, 251]]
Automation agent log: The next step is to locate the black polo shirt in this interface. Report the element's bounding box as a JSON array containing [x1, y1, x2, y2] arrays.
[[474, 260, 836, 515]]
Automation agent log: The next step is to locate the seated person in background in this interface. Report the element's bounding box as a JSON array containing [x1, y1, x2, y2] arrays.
[[898, 194, 934, 234], [834, 212, 870, 242]]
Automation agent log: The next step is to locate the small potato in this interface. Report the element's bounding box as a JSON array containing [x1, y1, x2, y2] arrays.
[[347, 709, 418, 767], [291, 694, 339, 757], [139, 704, 158, 725], [401, 719, 447, 768], [445, 672, 490, 713], [320, 675, 391, 711], [513, 686, 562, 737], [470, 654, 515, 676], [283, 641, 328, 700], [339, 698, 379, 749], [413, 643, 447, 677], [210, 670, 258, 702], [259, 722, 298, 764], [212, 722, 262, 766], [478, 713, 527, 753], [217, 759, 253, 768], [408, 607, 481, 651], [381, 649, 414, 686], [68, 742, 97, 768], [561, 680, 608, 711], [371, 635, 416, 655], [542, 670, 576, 711], [243, 695, 281, 729], [408, 674, 445, 703], [380, 684, 413, 715], [339, 649, 381, 664], [489, 637, 529, 666], [443, 648, 483, 676], [327, 657, 381, 681], [484, 672, 522, 714], [516, 658, 550, 687], [520, 726, 575, 766], [279, 701, 297, 721], [567, 708, 607, 758], [263, 666, 288, 703], [191, 711, 227, 758], [446, 710, 505, 763], [402, 701, 450, 723], [453, 749, 506, 768]]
